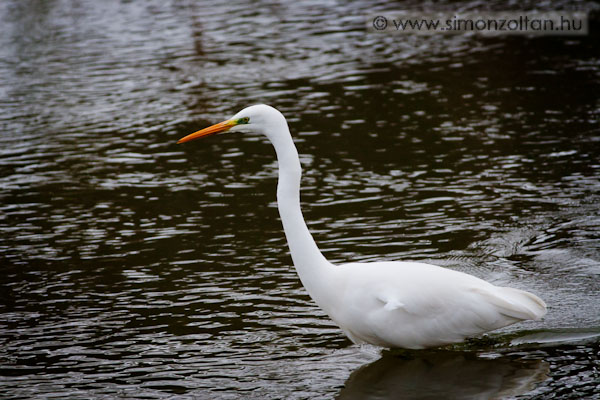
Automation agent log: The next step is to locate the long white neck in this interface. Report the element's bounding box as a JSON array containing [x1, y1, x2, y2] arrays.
[[266, 123, 337, 310]]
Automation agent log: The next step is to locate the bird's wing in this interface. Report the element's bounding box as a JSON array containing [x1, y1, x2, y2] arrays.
[[372, 282, 546, 335]]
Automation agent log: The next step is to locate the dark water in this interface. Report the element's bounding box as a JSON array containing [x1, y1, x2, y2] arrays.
[[1, 0, 599, 398]]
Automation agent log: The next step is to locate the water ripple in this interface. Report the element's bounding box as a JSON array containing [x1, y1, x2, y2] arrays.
[[1, 0, 599, 398]]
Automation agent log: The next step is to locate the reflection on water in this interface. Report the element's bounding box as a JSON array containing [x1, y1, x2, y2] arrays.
[[1, 0, 599, 398], [338, 350, 549, 400]]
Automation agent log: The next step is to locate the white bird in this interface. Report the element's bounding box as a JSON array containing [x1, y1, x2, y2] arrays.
[[177, 104, 547, 349]]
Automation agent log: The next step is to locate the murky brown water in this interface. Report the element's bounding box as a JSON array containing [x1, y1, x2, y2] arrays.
[[1, 0, 599, 399]]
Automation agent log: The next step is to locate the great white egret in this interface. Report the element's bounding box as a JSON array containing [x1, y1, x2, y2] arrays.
[[177, 104, 546, 349]]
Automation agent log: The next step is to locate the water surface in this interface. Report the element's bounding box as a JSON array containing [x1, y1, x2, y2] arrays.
[[1, 0, 599, 399]]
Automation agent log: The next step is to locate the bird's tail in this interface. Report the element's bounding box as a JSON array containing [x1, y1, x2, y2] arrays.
[[477, 286, 547, 322]]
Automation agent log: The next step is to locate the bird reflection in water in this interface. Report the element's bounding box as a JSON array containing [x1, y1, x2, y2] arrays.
[[337, 350, 548, 400]]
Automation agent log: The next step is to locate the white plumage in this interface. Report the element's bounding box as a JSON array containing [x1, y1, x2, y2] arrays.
[[178, 104, 547, 349]]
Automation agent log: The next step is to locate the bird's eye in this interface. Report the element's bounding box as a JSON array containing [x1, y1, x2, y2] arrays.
[[238, 117, 250, 124]]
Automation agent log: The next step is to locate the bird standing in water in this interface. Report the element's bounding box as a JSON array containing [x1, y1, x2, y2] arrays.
[[177, 104, 546, 349]]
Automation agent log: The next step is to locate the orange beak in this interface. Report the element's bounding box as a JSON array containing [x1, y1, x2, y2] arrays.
[[177, 119, 237, 144]]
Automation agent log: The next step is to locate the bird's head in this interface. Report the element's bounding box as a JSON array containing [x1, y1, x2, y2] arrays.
[[177, 104, 287, 144]]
